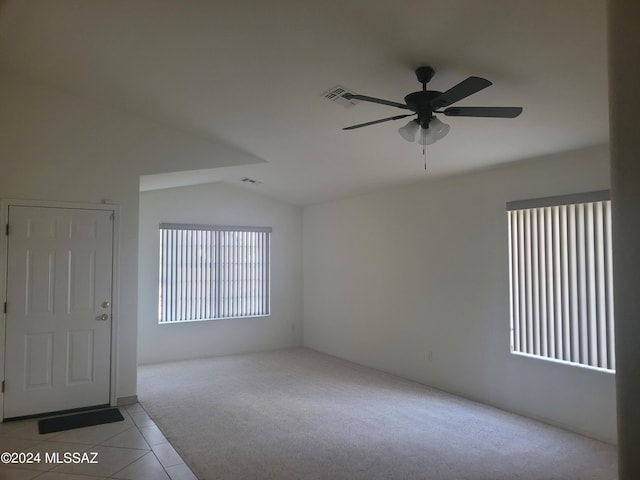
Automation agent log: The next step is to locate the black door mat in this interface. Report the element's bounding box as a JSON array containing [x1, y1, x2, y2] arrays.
[[38, 407, 124, 434]]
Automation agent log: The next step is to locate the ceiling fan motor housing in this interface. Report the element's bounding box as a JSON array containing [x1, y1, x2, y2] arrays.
[[404, 91, 442, 128]]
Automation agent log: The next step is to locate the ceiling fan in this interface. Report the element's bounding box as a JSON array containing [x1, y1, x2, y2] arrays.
[[342, 66, 522, 145]]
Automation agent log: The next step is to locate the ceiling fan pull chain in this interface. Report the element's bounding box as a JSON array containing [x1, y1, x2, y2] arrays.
[[422, 128, 427, 170], [424, 145, 427, 170]]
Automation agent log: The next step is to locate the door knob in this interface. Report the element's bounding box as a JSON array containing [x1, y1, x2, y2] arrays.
[[98, 313, 110, 321], [101, 301, 110, 308]]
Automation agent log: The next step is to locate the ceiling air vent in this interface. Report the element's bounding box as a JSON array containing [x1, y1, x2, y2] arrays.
[[322, 85, 360, 107]]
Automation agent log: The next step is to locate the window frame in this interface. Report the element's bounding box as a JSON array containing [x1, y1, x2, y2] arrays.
[[506, 191, 615, 373], [158, 223, 271, 324]]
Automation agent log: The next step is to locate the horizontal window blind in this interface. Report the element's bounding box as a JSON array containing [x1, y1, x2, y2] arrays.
[[159, 224, 271, 323], [507, 196, 614, 371]]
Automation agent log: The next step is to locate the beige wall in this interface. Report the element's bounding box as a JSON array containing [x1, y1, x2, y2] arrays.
[[303, 144, 616, 442]]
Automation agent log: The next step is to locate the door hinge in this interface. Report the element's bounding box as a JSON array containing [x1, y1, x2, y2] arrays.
[[3, 302, 6, 314], [1, 380, 4, 393]]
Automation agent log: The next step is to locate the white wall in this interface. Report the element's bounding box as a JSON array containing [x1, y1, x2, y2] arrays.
[[303, 144, 616, 442], [0, 73, 261, 401], [138, 183, 303, 364]]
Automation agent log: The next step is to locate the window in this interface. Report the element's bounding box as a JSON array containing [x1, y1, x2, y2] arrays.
[[506, 191, 614, 371], [158, 223, 271, 323]]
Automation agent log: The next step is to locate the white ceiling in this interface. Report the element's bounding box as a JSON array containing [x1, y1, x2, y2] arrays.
[[0, 0, 609, 206]]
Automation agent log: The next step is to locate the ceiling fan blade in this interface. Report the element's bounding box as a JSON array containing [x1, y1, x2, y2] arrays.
[[429, 76, 492, 109], [343, 114, 414, 130], [441, 106, 523, 118], [343, 93, 411, 110]]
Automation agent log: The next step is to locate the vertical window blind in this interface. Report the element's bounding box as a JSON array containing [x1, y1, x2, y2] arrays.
[[159, 223, 271, 323], [506, 191, 614, 371]]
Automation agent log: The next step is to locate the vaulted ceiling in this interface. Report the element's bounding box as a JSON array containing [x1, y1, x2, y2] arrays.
[[0, 0, 608, 205]]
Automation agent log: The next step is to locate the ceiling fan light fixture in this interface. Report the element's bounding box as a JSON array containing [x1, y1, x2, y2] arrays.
[[398, 119, 419, 142], [418, 117, 450, 145]]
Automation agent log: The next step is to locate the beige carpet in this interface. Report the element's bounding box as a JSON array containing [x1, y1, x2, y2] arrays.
[[138, 348, 617, 480]]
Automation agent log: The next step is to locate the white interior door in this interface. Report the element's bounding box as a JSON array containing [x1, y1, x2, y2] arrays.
[[4, 205, 114, 418]]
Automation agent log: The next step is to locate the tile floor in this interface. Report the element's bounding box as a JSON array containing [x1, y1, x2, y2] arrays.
[[0, 403, 198, 479]]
